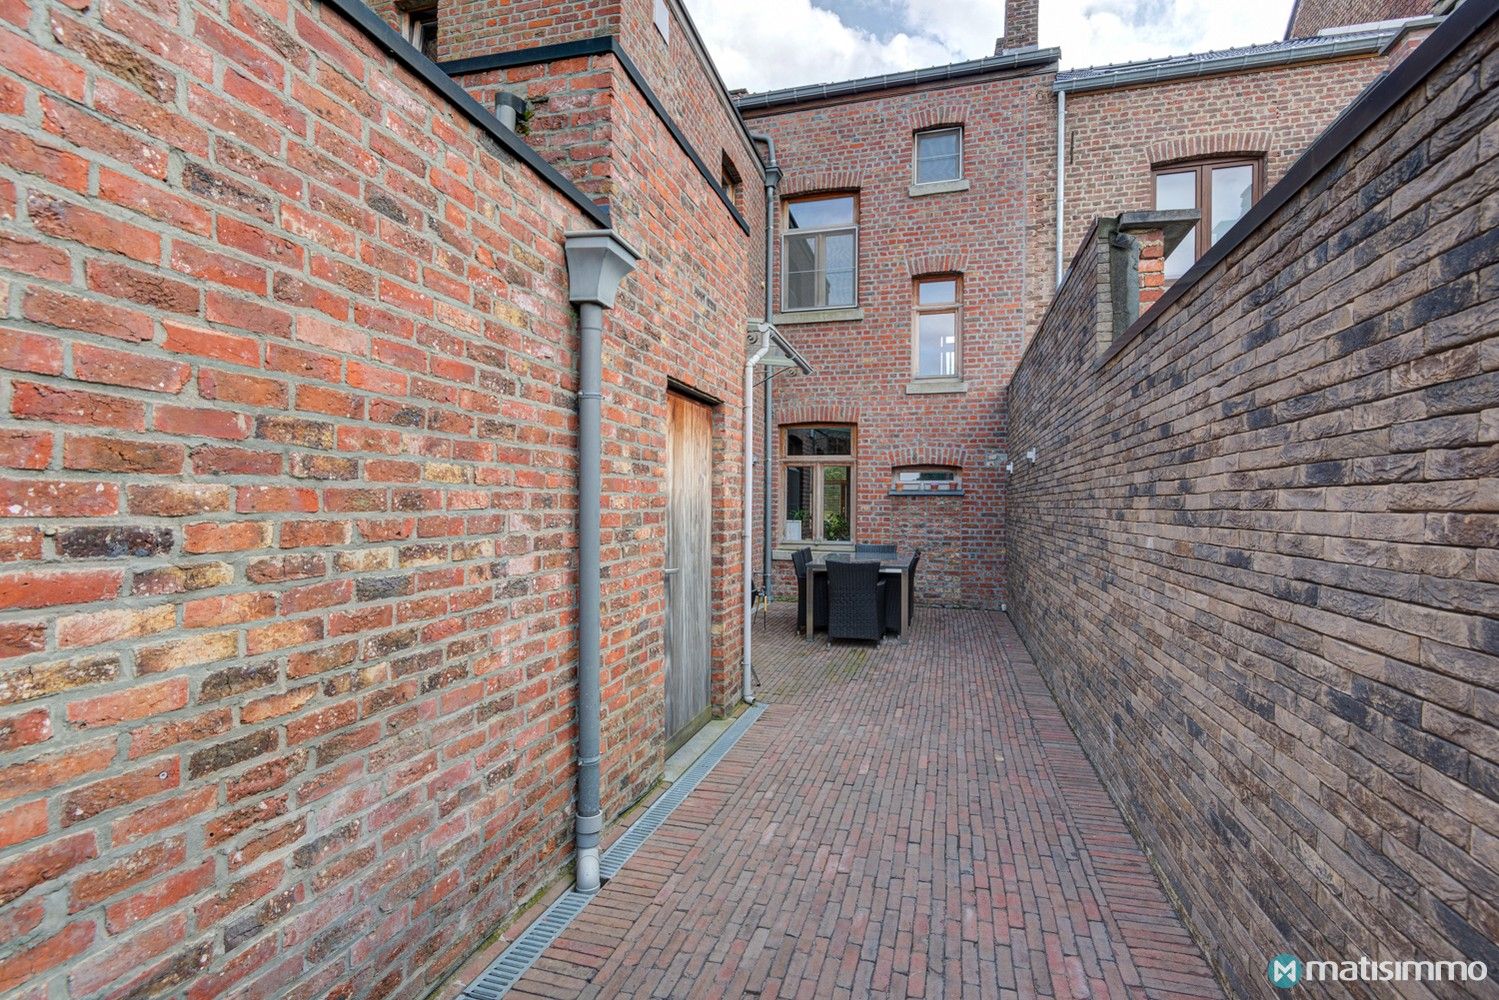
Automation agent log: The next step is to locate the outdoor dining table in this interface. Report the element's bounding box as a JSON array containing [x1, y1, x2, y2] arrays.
[[804, 558, 912, 638]]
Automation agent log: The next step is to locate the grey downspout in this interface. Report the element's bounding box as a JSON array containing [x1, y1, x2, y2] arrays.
[[564, 230, 640, 895], [748, 132, 781, 605], [1055, 88, 1066, 287]]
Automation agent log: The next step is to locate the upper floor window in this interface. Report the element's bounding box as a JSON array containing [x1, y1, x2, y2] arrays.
[[913, 276, 960, 379], [914, 128, 962, 184], [401, 2, 439, 59], [653, 0, 671, 44], [783, 195, 857, 311], [1153, 158, 1259, 280], [720, 153, 741, 211]]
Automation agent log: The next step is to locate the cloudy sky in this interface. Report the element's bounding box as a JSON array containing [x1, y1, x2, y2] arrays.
[[692, 0, 1297, 93]]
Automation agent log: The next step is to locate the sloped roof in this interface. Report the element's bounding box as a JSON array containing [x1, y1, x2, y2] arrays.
[[1055, 28, 1397, 92]]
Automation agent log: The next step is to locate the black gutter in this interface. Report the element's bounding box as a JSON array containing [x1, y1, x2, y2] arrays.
[[321, 0, 609, 229], [440, 38, 752, 236], [733, 47, 1061, 112], [1100, 0, 1496, 368]]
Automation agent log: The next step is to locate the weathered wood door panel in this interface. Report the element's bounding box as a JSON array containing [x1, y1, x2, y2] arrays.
[[665, 393, 712, 753]]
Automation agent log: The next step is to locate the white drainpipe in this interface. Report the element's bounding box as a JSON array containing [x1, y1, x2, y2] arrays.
[[743, 323, 773, 705]]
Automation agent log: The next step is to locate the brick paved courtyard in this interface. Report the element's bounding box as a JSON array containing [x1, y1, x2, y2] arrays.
[[505, 606, 1224, 999]]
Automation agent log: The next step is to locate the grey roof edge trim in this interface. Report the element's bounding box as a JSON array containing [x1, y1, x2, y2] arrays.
[[1096, 0, 1498, 369], [438, 37, 752, 235], [1054, 32, 1395, 93], [771, 328, 814, 375], [734, 47, 1062, 111], [1379, 15, 1448, 54], [320, 0, 609, 228]]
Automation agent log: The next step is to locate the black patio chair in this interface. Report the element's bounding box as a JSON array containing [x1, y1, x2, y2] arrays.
[[826, 558, 887, 643], [883, 549, 921, 635], [791, 547, 827, 634], [855, 543, 897, 559]]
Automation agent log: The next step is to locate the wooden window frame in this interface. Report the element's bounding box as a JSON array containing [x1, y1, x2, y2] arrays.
[[911, 275, 961, 380], [1152, 156, 1263, 264], [913, 127, 963, 185], [781, 424, 857, 545], [781, 194, 859, 312], [401, 2, 438, 58]]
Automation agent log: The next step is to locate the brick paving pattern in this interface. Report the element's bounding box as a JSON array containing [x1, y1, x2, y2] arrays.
[[506, 605, 1223, 999]]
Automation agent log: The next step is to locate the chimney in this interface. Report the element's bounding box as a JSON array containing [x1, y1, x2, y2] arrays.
[[999, 0, 1038, 51], [1099, 210, 1197, 348]]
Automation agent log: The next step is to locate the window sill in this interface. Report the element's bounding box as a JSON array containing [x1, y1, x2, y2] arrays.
[[889, 490, 964, 497], [909, 178, 970, 198], [773, 307, 864, 325], [905, 378, 968, 394]]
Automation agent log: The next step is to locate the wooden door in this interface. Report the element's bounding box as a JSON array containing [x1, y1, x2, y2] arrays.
[[664, 393, 712, 753]]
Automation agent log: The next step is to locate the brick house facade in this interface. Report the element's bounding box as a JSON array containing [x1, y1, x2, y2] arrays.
[[742, 0, 1440, 609], [738, 56, 1058, 608], [0, 0, 759, 996]]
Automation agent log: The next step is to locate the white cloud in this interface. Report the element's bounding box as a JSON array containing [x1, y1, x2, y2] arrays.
[[1036, 0, 1295, 71], [690, 0, 963, 93], [690, 0, 1295, 92]]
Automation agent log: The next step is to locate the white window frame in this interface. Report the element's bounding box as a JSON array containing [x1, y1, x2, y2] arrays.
[[781, 195, 859, 313], [913, 127, 963, 185]]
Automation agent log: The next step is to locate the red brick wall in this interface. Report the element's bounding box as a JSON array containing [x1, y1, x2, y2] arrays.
[[1287, 0, 1432, 37], [744, 71, 1056, 609], [1008, 14, 1499, 994], [0, 0, 751, 997], [432, 0, 767, 320], [1061, 55, 1394, 266]]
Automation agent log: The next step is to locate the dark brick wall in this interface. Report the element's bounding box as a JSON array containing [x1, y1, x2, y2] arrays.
[[0, 0, 753, 997], [1007, 16, 1498, 997]]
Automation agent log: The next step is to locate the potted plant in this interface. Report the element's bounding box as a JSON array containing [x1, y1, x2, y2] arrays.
[[785, 509, 807, 541]]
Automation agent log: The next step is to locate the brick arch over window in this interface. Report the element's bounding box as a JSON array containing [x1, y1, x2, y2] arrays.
[[1147, 131, 1272, 168], [906, 251, 967, 277], [778, 403, 860, 426], [909, 106, 966, 131], [883, 445, 969, 470], [779, 170, 863, 198]]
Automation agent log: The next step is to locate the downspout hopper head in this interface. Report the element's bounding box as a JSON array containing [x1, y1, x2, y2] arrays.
[[763, 163, 783, 188], [494, 91, 527, 131], [565, 230, 642, 307]]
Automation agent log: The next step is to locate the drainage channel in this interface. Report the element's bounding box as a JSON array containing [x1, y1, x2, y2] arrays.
[[462, 703, 768, 1000]]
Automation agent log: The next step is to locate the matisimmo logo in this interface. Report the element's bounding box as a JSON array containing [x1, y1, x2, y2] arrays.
[[1267, 953, 1488, 988], [1268, 954, 1301, 988]]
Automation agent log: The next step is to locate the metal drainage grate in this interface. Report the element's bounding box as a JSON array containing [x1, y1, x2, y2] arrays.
[[463, 703, 767, 1000]]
